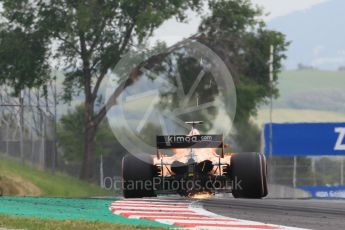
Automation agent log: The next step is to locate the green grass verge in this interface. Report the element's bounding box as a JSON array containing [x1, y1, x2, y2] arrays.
[[0, 197, 170, 229], [0, 214, 164, 230], [0, 155, 113, 197]]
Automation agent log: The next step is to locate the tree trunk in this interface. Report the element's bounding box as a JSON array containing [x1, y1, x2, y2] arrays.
[[79, 30, 97, 180], [80, 102, 96, 180]]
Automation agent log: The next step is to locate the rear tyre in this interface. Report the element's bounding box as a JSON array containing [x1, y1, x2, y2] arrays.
[[230, 152, 267, 198], [122, 154, 156, 198], [260, 154, 268, 197]]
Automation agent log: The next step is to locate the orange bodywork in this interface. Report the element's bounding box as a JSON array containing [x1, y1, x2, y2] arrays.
[[153, 148, 232, 176], [153, 128, 232, 176]]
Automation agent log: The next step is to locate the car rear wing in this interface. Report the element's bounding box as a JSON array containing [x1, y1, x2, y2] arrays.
[[156, 135, 225, 158]]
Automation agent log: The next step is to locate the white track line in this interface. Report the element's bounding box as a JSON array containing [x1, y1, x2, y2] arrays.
[[111, 207, 191, 211], [112, 210, 194, 215], [114, 201, 191, 205], [110, 203, 189, 207]]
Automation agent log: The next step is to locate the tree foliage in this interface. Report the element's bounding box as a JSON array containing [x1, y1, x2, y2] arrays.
[[0, 0, 202, 179], [0, 0, 289, 178], [1, 0, 202, 101], [196, 0, 289, 151], [199, 0, 289, 122], [0, 25, 50, 95], [57, 105, 113, 161]]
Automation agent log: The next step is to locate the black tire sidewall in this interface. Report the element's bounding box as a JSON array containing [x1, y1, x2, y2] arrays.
[[231, 152, 267, 198], [122, 154, 156, 198]]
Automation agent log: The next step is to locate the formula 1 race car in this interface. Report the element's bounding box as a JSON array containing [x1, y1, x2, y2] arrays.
[[122, 121, 268, 199]]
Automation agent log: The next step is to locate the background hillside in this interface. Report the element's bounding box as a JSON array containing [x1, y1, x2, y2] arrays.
[[268, 0, 345, 70], [255, 69, 345, 126]]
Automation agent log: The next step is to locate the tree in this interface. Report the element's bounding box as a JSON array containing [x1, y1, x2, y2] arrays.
[[58, 104, 114, 162], [1, 0, 288, 179], [0, 25, 50, 95], [0, 0, 202, 179], [196, 0, 289, 151], [95, 0, 290, 153]]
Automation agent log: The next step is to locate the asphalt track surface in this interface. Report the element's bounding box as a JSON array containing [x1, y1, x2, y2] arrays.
[[201, 198, 345, 230]]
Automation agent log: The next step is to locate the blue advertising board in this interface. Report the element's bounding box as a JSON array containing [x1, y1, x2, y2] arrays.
[[263, 123, 345, 156], [299, 185, 345, 199]]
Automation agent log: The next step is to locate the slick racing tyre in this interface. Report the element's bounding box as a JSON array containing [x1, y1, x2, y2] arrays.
[[122, 154, 156, 198], [230, 152, 268, 198], [260, 153, 268, 197]]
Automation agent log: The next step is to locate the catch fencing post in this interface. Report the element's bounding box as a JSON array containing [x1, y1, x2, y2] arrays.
[[19, 90, 25, 165], [268, 45, 275, 184], [5, 120, 9, 155], [100, 154, 104, 188], [293, 156, 297, 188], [341, 156, 344, 185]]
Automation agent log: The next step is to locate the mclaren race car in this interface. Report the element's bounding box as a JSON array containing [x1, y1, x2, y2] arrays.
[[122, 121, 268, 198]]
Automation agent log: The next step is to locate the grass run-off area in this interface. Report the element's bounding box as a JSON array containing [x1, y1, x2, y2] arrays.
[[0, 155, 113, 197], [0, 214, 165, 230], [0, 197, 169, 229], [0, 157, 168, 229]]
